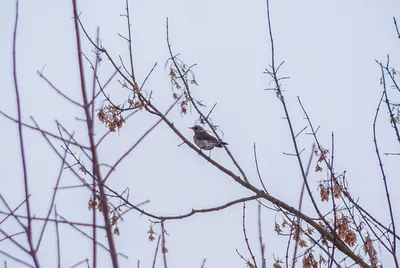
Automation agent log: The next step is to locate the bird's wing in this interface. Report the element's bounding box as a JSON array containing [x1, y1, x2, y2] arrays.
[[196, 132, 219, 143]]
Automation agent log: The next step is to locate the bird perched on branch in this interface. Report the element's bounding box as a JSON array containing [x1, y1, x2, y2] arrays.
[[189, 125, 228, 151]]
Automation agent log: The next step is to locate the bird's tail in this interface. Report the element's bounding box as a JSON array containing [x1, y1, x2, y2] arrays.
[[216, 141, 228, 147]]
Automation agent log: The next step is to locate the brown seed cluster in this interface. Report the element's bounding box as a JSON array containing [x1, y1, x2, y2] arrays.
[[363, 234, 379, 267], [302, 252, 318, 268], [314, 147, 329, 172], [97, 105, 126, 132], [336, 216, 357, 246], [147, 226, 157, 242], [167, 60, 198, 115], [88, 197, 103, 213], [318, 182, 343, 202], [276, 220, 309, 248], [88, 196, 120, 236], [111, 215, 120, 236]]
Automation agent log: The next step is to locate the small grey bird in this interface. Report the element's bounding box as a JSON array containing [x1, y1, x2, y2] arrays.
[[189, 125, 228, 150]]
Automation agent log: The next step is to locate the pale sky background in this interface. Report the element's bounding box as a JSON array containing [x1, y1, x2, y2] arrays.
[[1, 0, 400, 267]]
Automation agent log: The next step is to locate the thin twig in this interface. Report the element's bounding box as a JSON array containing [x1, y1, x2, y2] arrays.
[[37, 71, 83, 107], [0, 228, 29, 253], [36, 135, 70, 250], [151, 236, 161, 268], [0, 250, 34, 268], [242, 203, 258, 268], [393, 17, 400, 39], [0, 111, 90, 150], [258, 204, 266, 268], [104, 97, 181, 182], [253, 143, 268, 194], [0, 195, 29, 227]]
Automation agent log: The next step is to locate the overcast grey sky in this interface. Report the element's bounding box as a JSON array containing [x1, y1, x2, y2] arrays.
[[1, 0, 400, 267]]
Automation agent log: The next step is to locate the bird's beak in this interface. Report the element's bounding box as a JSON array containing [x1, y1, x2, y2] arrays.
[[189, 126, 194, 129]]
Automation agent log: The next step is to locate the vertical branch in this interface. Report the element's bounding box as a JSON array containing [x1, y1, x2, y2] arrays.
[[258, 204, 266, 268], [71, 1, 118, 267], [378, 60, 400, 144], [91, 27, 101, 130], [91, 166, 98, 268], [265, 0, 328, 227], [92, 151, 97, 268], [54, 207, 61, 268], [160, 222, 168, 268], [291, 143, 315, 268], [284, 229, 293, 267], [373, 90, 399, 267], [266, 0, 276, 71], [124, 0, 136, 84], [12, 1, 40, 267], [91, 27, 101, 268], [328, 133, 337, 268]]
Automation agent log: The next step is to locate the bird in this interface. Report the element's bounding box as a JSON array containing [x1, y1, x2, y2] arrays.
[[189, 125, 228, 151]]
